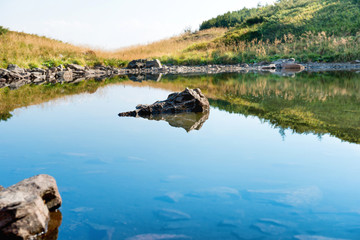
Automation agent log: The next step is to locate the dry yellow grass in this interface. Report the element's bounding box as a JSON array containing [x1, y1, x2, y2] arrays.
[[97, 28, 227, 60], [0, 31, 92, 68], [0, 28, 226, 68]]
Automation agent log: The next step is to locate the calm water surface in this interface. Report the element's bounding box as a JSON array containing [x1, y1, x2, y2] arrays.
[[1, 72, 360, 239]]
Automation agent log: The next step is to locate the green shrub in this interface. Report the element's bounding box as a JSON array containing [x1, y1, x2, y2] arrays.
[[0, 26, 8, 35]]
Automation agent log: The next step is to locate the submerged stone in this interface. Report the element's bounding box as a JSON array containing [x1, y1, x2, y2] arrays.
[[252, 222, 287, 235], [154, 192, 183, 203], [187, 187, 240, 199], [294, 235, 347, 240], [154, 208, 191, 221], [217, 219, 242, 228], [126, 233, 190, 240]]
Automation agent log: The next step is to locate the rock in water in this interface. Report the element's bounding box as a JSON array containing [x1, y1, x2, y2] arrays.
[[119, 88, 210, 117], [0, 175, 62, 240], [0, 186, 4, 192]]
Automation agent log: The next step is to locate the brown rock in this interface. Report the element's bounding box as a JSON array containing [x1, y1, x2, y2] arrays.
[[0, 186, 4, 192], [0, 175, 62, 239]]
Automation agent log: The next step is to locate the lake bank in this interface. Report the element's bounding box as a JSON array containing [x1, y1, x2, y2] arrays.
[[2, 62, 360, 90]]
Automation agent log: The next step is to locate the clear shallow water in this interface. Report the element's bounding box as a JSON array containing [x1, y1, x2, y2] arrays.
[[1, 74, 360, 239]]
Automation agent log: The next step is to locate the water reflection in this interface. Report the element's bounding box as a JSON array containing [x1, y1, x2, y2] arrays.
[[38, 210, 62, 240], [128, 73, 162, 82], [1, 71, 360, 144], [133, 112, 209, 132], [1, 79, 360, 239]]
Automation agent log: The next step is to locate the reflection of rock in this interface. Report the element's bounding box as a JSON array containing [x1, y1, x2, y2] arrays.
[[128, 73, 162, 82], [38, 210, 63, 240], [0, 175, 62, 240], [142, 112, 209, 132], [119, 88, 210, 117]]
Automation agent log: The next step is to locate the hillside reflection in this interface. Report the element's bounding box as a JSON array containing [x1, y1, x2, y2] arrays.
[[1, 71, 359, 143]]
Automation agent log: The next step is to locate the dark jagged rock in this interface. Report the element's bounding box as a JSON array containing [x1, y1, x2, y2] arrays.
[[0, 175, 62, 240], [119, 88, 210, 117], [127, 59, 162, 69], [146, 59, 162, 68], [127, 59, 147, 69], [7, 64, 25, 74], [142, 112, 209, 132]]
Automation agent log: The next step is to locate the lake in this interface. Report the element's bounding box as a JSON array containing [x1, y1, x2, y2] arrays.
[[0, 71, 360, 240]]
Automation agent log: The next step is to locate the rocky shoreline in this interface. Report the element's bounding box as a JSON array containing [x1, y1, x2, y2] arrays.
[[1, 60, 360, 89]]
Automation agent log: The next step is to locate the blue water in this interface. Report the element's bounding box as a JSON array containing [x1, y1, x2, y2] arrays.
[[1, 82, 360, 239]]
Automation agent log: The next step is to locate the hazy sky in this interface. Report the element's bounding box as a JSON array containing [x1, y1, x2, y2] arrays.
[[0, 0, 276, 50]]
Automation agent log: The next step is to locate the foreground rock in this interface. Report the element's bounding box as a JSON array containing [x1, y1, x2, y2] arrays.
[[119, 88, 210, 117], [0, 175, 62, 240]]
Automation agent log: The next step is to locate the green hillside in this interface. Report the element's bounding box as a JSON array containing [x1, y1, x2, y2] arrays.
[[201, 0, 360, 43]]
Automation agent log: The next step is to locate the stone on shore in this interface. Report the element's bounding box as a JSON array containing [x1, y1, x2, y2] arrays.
[[119, 88, 210, 117], [127, 59, 162, 69], [146, 59, 162, 68], [282, 63, 305, 71], [0, 174, 62, 240], [67, 64, 85, 71], [7, 64, 25, 74]]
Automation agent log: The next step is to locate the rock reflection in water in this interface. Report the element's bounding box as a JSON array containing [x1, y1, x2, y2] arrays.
[[128, 73, 162, 82], [140, 112, 209, 132], [38, 210, 62, 240]]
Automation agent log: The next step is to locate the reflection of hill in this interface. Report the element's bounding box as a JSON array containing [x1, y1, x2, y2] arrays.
[[1, 72, 360, 144], [133, 72, 360, 144], [140, 112, 209, 132], [0, 76, 128, 121]]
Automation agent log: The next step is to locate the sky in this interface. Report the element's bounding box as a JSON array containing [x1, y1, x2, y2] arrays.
[[0, 0, 276, 50]]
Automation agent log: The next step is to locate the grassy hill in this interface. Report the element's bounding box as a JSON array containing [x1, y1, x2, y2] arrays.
[[183, 0, 360, 64], [201, 0, 360, 41], [1, 0, 360, 67]]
